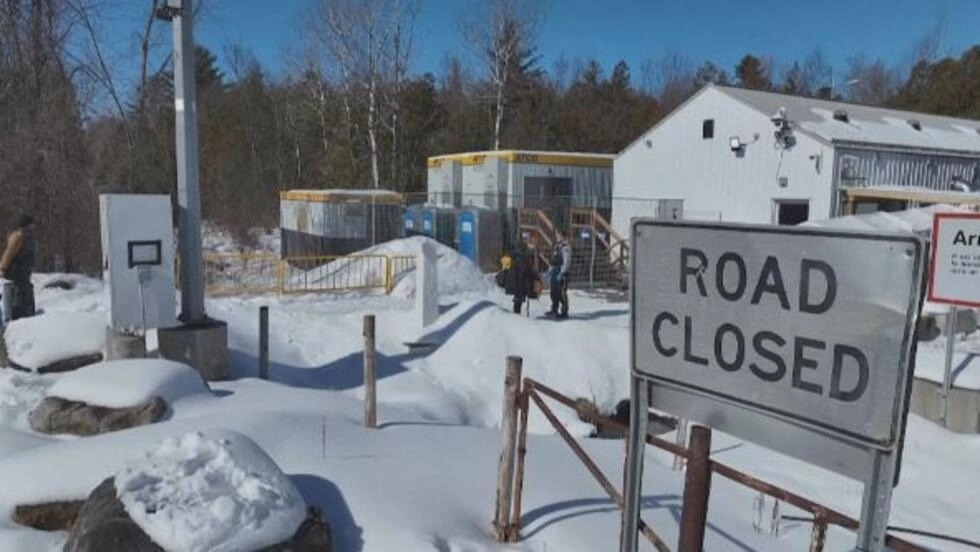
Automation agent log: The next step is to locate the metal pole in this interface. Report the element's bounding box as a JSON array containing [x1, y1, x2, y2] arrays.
[[364, 314, 377, 428], [678, 425, 712, 552], [258, 306, 269, 380], [620, 377, 649, 552], [494, 356, 522, 541], [171, 0, 206, 323], [941, 308, 957, 426], [855, 449, 897, 552]]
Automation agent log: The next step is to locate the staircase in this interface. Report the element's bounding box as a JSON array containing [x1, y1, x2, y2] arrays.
[[518, 207, 630, 288]]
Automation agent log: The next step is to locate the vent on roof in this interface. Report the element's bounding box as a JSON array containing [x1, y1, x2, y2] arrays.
[[907, 119, 922, 131], [832, 109, 849, 123]]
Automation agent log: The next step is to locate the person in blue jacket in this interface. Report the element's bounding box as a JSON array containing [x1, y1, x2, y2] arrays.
[[547, 230, 571, 319]]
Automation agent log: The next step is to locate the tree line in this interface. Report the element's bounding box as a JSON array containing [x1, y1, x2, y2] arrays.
[[2, 0, 978, 272]]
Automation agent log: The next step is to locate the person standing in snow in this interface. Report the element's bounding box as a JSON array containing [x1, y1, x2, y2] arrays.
[[548, 229, 571, 319], [0, 214, 37, 320], [502, 239, 538, 314]]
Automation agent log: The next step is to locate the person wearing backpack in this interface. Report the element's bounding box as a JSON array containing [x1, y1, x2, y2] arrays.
[[547, 229, 571, 319], [500, 240, 537, 314], [0, 214, 37, 320]]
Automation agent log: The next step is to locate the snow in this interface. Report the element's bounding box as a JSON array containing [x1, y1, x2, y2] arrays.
[[46, 359, 209, 408], [3, 312, 105, 371], [0, 260, 977, 551], [915, 333, 980, 390], [321, 236, 493, 298], [115, 430, 306, 552], [803, 203, 966, 235]]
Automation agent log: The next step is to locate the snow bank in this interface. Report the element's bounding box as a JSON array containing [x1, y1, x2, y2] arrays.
[[115, 430, 306, 552], [367, 236, 492, 298], [4, 313, 105, 371], [804, 204, 966, 235], [47, 359, 208, 408]]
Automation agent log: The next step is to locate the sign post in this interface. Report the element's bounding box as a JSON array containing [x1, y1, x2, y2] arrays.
[[927, 213, 980, 427], [623, 220, 924, 552]]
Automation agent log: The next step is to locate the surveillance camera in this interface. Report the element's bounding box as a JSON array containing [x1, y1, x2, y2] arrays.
[[771, 107, 787, 128]]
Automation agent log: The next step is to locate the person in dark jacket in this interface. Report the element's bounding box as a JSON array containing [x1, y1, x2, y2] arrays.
[[0, 214, 37, 320], [548, 230, 571, 319], [503, 240, 538, 315]]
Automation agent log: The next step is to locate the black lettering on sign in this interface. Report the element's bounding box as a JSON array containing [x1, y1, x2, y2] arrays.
[[952, 229, 980, 246], [830, 344, 869, 402], [750, 256, 790, 310], [683, 316, 709, 366], [792, 337, 825, 395], [750, 331, 786, 382], [680, 248, 708, 297], [652, 312, 679, 357], [800, 259, 837, 314], [716, 252, 747, 301], [713, 323, 745, 371]]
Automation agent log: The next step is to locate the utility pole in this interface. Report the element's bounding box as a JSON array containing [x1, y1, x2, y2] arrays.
[[156, 0, 229, 380]]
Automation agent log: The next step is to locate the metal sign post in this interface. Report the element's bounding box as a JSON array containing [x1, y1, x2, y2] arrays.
[[941, 307, 957, 426], [623, 219, 924, 552]]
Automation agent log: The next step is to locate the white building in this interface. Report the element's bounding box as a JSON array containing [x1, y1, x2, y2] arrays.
[[613, 84, 980, 238]]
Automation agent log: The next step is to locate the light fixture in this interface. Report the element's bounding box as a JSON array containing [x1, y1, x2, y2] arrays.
[[729, 137, 744, 152]]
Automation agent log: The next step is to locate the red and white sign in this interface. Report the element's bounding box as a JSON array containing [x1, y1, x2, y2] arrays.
[[929, 213, 980, 308]]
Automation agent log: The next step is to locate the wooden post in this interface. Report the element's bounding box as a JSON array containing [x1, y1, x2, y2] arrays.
[[258, 306, 269, 380], [363, 314, 377, 428], [508, 388, 530, 542], [494, 356, 523, 541], [678, 425, 712, 552]]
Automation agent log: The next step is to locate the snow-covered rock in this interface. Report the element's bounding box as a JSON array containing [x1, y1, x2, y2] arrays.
[[47, 359, 208, 409], [4, 313, 105, 372], [114, 430, 307, 552]]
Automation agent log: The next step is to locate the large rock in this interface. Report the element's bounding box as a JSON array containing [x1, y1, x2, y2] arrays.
[[65, 477, 331, 552], [13, 500, 84, 531], [28, 396, 165, 436], [64, 478, 163, 552]]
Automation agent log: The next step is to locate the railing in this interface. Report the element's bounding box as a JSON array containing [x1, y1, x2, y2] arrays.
[[202, 252, 417, 296], [494, 373, 958, 552]]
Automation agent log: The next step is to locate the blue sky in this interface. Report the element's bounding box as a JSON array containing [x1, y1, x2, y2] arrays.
[[104, 0, 980, 86]]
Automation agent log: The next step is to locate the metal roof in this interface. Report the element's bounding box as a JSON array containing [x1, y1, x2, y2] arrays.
[[428, 150, 614, 168], [715, 85, 980, 155]]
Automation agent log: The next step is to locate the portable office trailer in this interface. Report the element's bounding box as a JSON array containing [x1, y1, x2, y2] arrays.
[[456, 207, 512, 272], [426, 151, 614, 215], [280, 189, 402, 259]]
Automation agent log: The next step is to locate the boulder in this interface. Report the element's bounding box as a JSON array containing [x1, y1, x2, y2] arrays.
[[64, 478, 163, 552], [28, 396, 165, 436], [12, 500, 84, 531], [36, 353, 104, 374], [65, 477, 331, 552]]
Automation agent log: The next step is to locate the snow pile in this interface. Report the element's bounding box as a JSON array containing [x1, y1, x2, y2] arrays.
[[367, 236, 492, 298], [804, 204, 966, 235], [4, 312, 105, 371], [47, 359, 208, 408], [0, 371, 51, 427], [115, 430, 306, 552]]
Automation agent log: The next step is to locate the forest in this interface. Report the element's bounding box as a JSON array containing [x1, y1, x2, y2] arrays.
[[1, 0, 979, 272]]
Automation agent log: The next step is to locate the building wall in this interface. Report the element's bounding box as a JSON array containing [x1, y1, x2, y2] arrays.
[[612, 87, 834, 238], [506, 162, 613, 208], [831, 146, 980, 214]]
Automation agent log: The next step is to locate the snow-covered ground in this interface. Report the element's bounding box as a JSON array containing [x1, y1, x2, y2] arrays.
[[0, 244, 978, 551]]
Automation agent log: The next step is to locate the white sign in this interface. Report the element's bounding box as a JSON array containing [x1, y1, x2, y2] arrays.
[[631, 220, 924, 479], [928, 213, 980, 308]]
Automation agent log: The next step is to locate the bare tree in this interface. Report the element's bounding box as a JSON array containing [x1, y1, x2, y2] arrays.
[[464, 0, 541, 150], [845, 55, 899, 105], [641, 52, 694, 113], [312, 0, 413, 188]]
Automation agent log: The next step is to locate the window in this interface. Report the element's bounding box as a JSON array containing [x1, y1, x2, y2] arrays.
[[702, 119, 715, 139]]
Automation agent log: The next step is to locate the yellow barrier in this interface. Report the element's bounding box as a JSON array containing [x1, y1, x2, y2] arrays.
[[202, 252, 417, 296]]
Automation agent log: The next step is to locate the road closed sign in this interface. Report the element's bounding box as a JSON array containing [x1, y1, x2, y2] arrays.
[[630, 220, 924, 478], [928, 213, 980, 307]]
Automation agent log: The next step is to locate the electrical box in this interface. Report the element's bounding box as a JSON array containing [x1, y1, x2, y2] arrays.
[[99, 194, 176, 332]]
